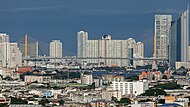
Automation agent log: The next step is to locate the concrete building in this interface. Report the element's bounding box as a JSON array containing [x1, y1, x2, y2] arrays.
[[155, 15, 172, 59], [0, 68, 20, 79], [135, 42, 144, 66], [126, 38, 145, 67], [0, 33, 9, 43], [113, 76, 125, 82], [77, 31, 88, 58], [169, 7, 189, 68], [102, 90, 122, 101], [50, 40, 62, 62], [136, 42, 144, 58], [81, 73, 93, 85], [77, 31, 144, 67], [175, 62, 190, 69], [93, 78, 102, 87], [90, 100, 115, 107], [0, 42, 22, 68], [25, 75, 51, 83], [111, 80, 148, 96], [86, 35, 130, 67], [128, 102, 155, 107]]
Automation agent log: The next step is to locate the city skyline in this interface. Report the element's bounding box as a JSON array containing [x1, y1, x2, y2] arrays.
[[0, 1, 190, 106], [0, 0, 189, 57]]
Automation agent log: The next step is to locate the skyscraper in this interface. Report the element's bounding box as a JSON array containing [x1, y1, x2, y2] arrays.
[[0, 42, 22, 68], [0, 33, 9, 43], [127, 38, 144, 66], [50, 40, 62, 58], [0, 33, 22, 68], [169, 6, 189, 68], [136, 42, 144, 58], [136, 42, 144, 66], [155, 15, 172, 59], [77, 31, 88, 58]]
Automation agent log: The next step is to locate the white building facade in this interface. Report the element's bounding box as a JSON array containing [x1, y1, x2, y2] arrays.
[[0, 42, 22, 68], [81, 74, 93, 85], [111, 80, 148, 96], [155, 15, 172, 59], [77, 31, 144, 67], [77, 31, 88, 58], [50, 40, 62, 61], [0, 33, 9, 43]]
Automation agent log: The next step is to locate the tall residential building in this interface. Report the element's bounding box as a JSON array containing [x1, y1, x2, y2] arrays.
[[85, 35, 129, 67], [77, 31, 144, 67], [19, 34, 39, 58], [127, 38, 144, 67], [77, 31, 88, 58], [136, 42, 144, 66], [169, 7, 189, 68], [155, 15, 172, 59], [136, 42, 144, 58], [50, 40, 62, 58], [0, 33, 9, 43], [0, 42, 22, 68]]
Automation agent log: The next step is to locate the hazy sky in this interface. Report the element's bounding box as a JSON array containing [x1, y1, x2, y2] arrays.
[[0, 0, 189, 56]]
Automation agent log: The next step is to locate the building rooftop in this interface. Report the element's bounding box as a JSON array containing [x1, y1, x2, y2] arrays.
[[159, 103, 182, 107]]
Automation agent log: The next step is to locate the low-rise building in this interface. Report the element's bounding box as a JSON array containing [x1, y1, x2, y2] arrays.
[[102, 90, 122, 101], [111, 80, 148, 96], [113, 76, 125, 82], [0, 81, 25, 87], [0, 97, 11, 104], [24, 75, 51, 83], [81, 73, 93, 85], [90, 99, 115, 107], [128, 101, 155, 107], [93, 78, 102, 87]]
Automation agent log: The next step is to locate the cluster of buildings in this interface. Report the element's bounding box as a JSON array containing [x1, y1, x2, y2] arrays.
[[0, 4, 189, 107], [77, 31, 144, 67], [0, 34, 22, 68], [0, 33, 64, 68], [0, 66, 189, 107], [155, 6, 189, 69]]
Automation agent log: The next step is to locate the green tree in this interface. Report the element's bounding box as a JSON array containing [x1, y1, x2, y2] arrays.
[[10, 97, 27, 104], [141, 88, 167, 96], [111, 96, 118, 102], [0, 103, 8, 107], [154, 82, 181, 89], [158, 99, 165, 104], [152, 76, 155, 80], [39, 99, 50, 106], [138, 99, 152, 102], [3, 76, 13, 81], [33, 95, 39, 98], [169, 76, 174, 79], [126, 75, 139, 80], [119, 98, 131, 105], [180, 66, 186, 69], [162, 75, 168, 79], [59, 99, 64, 105]]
